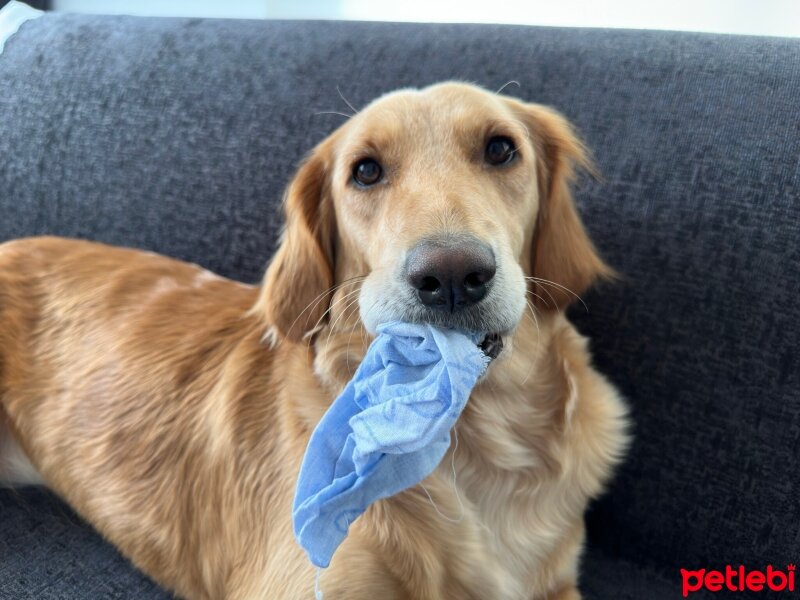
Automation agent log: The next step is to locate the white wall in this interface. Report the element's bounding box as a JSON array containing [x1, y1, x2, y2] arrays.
[[51, 0, 800, 37], [51, 0, 270, 19]]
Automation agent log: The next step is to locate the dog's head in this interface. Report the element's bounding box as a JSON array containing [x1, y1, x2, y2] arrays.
[[257, 82, 612, 356]]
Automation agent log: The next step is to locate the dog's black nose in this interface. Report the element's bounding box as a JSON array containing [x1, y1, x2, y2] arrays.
[[406, 237, 496, 312]]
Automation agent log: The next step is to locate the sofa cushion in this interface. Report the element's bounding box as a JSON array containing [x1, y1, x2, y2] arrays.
[[0, 488, 169, 599]]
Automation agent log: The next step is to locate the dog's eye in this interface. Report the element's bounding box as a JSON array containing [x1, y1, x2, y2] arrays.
[[352, 158, 383, 187], [485, 136, 517, 166]]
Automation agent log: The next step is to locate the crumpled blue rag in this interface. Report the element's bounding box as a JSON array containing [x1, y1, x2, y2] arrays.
[[292, 321, 489, 568]]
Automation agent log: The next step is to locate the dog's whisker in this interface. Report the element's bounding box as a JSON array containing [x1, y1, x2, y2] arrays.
[[307, 290, 359, 347], [526, 289, 553, 309], [330, 295, 369, 371], [314, 110, 353, 119], [526, 287, 561, 312], [322, 286, 363, 322], [337, 302, 363, 373], [339, 294, 365, 333], [520, 299, 541, 387], [525, 276, 589, 313], [307, 286, 364, 349], [357, 297, 386, 349], [344, 299, 380, 374], [495, 80, 520, 95], [302, 278, 366, 344], [325, 293, 364, 349], [336, 85, 359, 116], [287, 275, 366, 340]]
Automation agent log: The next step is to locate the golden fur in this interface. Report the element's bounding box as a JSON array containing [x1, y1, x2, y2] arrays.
[[0, 82, 628, 599]]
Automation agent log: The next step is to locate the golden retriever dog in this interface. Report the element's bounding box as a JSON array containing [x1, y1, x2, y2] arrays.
[[0, 82, 628, 599]]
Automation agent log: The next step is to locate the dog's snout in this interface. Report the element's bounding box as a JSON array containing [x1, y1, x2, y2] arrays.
[[406, 238, 496, 312]]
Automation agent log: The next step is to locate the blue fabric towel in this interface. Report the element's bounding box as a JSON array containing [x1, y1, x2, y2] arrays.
[[292, 321, 489, 568]]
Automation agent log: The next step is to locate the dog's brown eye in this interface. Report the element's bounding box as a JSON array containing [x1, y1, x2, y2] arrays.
[[352, 158, 383, 187], [485, 136, 517, 166]]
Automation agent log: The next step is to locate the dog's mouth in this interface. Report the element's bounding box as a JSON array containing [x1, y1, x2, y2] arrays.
[[478, 332, 504, 361]]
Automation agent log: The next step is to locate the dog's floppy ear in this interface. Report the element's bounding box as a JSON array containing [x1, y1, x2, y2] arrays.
[[255, 139, 337, 342], [516, 102, 614, 310]]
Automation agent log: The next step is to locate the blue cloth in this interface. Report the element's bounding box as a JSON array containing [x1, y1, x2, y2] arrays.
[[292, 322, 489, 568]]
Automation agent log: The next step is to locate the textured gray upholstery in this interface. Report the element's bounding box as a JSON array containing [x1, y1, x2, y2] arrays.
[[1, 12, 798, 599]]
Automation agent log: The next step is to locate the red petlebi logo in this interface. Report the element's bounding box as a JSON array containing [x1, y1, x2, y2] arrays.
[[681, 564, 796, 596]]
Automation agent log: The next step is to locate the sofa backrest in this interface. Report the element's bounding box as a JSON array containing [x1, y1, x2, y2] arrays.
[[1, 13, 798, 571]]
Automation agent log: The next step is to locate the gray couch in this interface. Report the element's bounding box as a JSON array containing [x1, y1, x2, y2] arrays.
[[1, 10, 798, 600]]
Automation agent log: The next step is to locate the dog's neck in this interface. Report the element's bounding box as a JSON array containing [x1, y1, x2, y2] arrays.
[[456, 313, 578, 479]]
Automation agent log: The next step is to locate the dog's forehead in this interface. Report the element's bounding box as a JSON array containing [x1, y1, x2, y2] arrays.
[[376, 85, 506, 123], [344, 84, 517, 149]]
